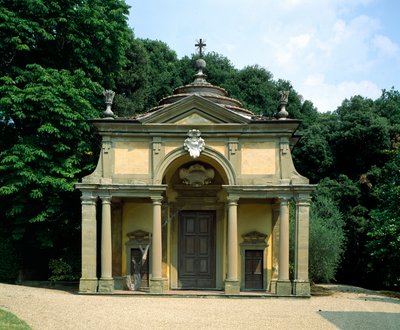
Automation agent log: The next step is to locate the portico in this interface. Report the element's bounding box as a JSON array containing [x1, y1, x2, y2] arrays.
[[76, 57, 315, 296]]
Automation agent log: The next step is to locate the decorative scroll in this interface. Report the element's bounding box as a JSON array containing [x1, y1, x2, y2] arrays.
[[242, 231, 267, 244], [179, 163, 215, 187]]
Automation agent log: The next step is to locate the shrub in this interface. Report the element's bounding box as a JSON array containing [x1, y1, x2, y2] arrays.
[[48, 258, 75, 282]]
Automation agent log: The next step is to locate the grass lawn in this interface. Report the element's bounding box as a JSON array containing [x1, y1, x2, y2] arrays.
[[0, 309, 30, 330]]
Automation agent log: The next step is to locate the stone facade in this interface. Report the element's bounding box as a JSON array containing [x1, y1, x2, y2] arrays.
[[76, 60, 315, 296]]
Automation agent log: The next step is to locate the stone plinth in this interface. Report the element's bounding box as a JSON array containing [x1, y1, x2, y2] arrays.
[[224, 280, 240, 294], [293, 280, 310, 296], [79, 278, 98, 293], [275, 280, 292, 296], [98, 278, 114, 293], [150, 278, 164, 294]]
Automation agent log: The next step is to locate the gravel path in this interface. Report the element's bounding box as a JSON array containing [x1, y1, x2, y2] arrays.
[[0, 283, 399, 329]]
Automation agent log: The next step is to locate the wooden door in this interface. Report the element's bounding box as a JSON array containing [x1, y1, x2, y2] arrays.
[[178, 211, 216, 289], [245, 250, 263, 289]]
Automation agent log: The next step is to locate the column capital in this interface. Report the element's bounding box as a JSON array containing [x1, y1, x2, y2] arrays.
[[227, 196, 239, 204], [100, 195, 112, 204], [278, 196, 290, 204], [151, 196, 163, 204], [81, 195, 98, 205], [294, 194, 312, 205]]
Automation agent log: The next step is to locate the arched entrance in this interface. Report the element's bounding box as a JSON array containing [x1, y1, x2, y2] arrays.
[[161, 153, 230, 290]]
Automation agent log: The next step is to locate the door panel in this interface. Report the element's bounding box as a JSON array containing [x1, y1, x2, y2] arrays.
[[179, 211, 216, 288]]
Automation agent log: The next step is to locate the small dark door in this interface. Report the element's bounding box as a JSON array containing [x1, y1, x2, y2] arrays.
[[178, 211, 216, 289], [245, 250, 263, 290], [131, 248, 149, 288]]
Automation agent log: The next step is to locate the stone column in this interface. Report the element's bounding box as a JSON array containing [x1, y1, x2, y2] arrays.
[[270, 202, 280, 293], [275, 197, 292, 295], [225, 196, 240, 294], [98, 196, 114, 292], [293, 195, 311, 296], [150, 196, 164, 293], [79, 195, 98, 293]]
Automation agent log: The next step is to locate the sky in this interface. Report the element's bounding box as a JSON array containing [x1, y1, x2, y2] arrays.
[[125, 0, 400, 112]]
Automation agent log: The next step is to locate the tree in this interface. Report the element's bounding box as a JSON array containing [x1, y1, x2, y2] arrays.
[[139, 39, 181, 110], [292, 113, 336, 183], [332, 96, 391, 179], [366, 148, 400, 288], [113, 34, 150, 117], [0, 0, 131, 280], [227, 65, 277, 116], [0, 0, 130, 86], [308, 195, 345, 282]]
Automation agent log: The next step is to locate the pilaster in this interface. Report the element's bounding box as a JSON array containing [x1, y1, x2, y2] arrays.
[[79, 195, 98, 293], [293, 194, 311, 296], [276, 196, 291, 296]]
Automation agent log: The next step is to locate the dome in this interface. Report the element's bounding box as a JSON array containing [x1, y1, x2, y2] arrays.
[[148, 58, 254, 117]]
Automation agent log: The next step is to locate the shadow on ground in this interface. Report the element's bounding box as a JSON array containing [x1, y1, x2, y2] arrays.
[[18, 281, 78, 294], [320, 311, 400, 330]]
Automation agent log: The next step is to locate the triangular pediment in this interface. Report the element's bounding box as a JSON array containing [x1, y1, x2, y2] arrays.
[[139, 95, 251, 124]]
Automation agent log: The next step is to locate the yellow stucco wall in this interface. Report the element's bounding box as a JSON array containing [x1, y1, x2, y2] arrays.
[[237, 204, 272, 282], [208, 143, 226, 156], [164, 142, 181, 156], [241, 142, 276, 175], [121, 203, 153, 275], [114, 142, 150, 175]]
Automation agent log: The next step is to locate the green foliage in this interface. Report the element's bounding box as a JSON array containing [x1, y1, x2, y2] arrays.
[[308, 195, 345, 282], [0, 65, 101, 244], [366, 149, 400, 288], [113, 34, 150, 116], [0, 0, 131, 276], [332, 96, 391, 178], [0, 0, 131, 86], [226, 65, 276, 116], [48, 258, 76, 281], [140, 39, 182, 109], [0, 309, 31, 330]]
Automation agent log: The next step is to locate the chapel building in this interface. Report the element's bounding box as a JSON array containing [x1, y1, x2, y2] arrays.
[[76, 57, 315, 296]]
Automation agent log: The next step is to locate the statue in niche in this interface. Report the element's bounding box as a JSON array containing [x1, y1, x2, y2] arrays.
[[126, 243, 150, 291], [184, 129, 205, 159]]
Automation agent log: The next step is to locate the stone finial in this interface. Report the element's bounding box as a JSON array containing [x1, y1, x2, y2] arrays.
[[277, 90, 289, 120], [193, 58, 208, 84], [103, 89, 115, 119]]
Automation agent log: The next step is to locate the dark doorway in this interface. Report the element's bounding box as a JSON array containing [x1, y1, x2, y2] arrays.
[[245, 250, 263, 290], [178, 211, 216, 289], [131, 248, 149, 288]]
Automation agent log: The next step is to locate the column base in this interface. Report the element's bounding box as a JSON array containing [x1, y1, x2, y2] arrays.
[[275, 280, 292, 296], [79, 278, 98, 293], [113, 276, 124, 290], [293, 280, 310, 297], [98, 278, 114, 293], [149, 278, 164, 294], [224, 280, 240, 294], [270, 279, 278, 294]]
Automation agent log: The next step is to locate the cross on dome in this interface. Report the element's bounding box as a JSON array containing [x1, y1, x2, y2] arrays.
[[195, 38, 206, 57]]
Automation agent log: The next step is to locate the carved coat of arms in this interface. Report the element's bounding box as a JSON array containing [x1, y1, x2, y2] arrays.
[[184, 129, 205, 158]]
